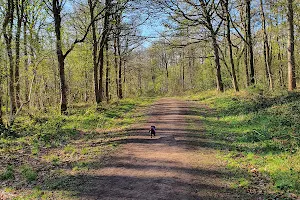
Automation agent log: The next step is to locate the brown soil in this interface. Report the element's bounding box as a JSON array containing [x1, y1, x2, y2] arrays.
[[61, 98, 257, 199]]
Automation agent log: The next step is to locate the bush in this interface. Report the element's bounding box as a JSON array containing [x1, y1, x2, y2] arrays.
[[0, 165, 15, 180], [0, 124, 16, 138], [20, 165, 38, 183]]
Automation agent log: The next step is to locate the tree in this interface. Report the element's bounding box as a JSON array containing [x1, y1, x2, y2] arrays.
[[287, 0, 296, 91], [222, 0, 239, 92], [161, 0, 224, 92], [98, 0, 111, 102], [246, 0, 255, 85], [259, 0, 273, 90], [2, 0, 17, 122], [88, 0, 100, 104], [45, 0, 97, 113], [15, 0, 25, 108]]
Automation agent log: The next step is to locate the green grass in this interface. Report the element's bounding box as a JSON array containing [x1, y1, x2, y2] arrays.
[[1, 98, 154, 154], [188, 90, 300, 196], [0, 97, 155, 198]]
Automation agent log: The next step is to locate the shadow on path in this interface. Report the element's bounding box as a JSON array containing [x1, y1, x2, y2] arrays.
[[45, 98, 258, 200]]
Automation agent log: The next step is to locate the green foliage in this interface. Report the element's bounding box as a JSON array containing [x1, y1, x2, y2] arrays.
[[190, 90, 300, 195], [72, 161, 89, 171], [0, 165, 15, 180], [35, 120, 79, 147], [20, 165, 38, 183], [0, 124, 16, 138], [31, 140, 39, 155], [64, 144, 76, 154], [44, 154, 61, 166]]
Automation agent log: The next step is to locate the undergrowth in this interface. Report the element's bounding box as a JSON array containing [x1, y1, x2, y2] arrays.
[[0, 97, 154, 199], [188, 89, 300, 197]]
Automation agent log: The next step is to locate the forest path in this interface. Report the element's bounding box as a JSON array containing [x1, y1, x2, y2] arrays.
[[75, 98, 254, 200]]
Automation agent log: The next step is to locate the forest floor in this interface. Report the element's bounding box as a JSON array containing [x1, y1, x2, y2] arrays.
[[1, 95, 299, 199]]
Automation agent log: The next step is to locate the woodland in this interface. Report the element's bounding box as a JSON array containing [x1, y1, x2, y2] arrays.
[[0, 0, 300, 199]]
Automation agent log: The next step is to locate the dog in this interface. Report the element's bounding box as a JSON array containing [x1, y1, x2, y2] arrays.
[[149, 126, 156, 138]]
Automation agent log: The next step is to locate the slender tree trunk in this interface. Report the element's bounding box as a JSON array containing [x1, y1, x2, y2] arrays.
[[99, 45, 104, 102], [24, 12, 29, 104], [241, 7, 250, 87], [212, 34, 224, 92], [15, 0, 24, 108], [84, 70, 88, 102], [88, 0, 100, 104], [114, 36, 119, 97], [0, 85, 3, 125], [53, 0, 68, 113], [6, 63, 9, 116], [99, 0, 111, 102], [277, 24, 285, 88], [123, 59, 126, 84], [138, 67, 142, 94], [2, 0, 16, 122], [182, 50, 185, 90], [260, 0, 273, 90], [246, 0, 255, 85], [223, 0, 239, 91], [188, 54, 192, 88], [287, 0, 296, 91], [29, 30, 36, 108], [164, 52, 169, 91], [117, 33, 123, 99], [98, 0, 110, 102], [105, 41, 110, 103]]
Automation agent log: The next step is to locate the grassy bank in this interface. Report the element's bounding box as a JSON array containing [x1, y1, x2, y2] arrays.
[[187, 89, 300, 198], [0, 98, 155, 199]]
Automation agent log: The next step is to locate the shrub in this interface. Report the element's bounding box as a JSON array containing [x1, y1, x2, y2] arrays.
[[0, 165, 15, 180], [0, 124, 16, 138], [20, 165, 38, 183]]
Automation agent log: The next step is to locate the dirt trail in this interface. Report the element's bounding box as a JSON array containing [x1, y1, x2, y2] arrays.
[[75, 98, 254, 200]]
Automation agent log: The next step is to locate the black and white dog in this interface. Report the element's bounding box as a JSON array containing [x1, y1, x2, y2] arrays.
[[149, 126, 156, 138]]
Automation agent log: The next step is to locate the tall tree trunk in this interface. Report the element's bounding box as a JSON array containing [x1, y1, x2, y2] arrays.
[[29, 29, 36, 108], [240, 7, 250, 87], [244, 45, 250, 87], [99, 45, 104, 102], [114, 36, 119, 97], [98, 0, 111, 103], [53, 0, 68, 113], [164, 51, 169, 91], [23, 12, 29, 104], [0, 84, 3, 125], [105, 41, 110, 103], [117, 32, 123, 99], [246, 0, 255, 85], [15, 0, 24, 108], [182, 49, 185, 90], [277, 22, 285, 88], [138, 67, 142, 94], [212, 34, 224, 92], [84, 70, 88, 102], [223, 0, 239, 92], [260, 0, 273, 90], [115, 12, 123, 99], [123, 59, 126, 84], [2, 0, 16, 122], [88, 0, 100, 104], [287, 0, 296, 91]]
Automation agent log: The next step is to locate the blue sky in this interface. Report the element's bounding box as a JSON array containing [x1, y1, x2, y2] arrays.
[[140, 20, 165, 48]]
